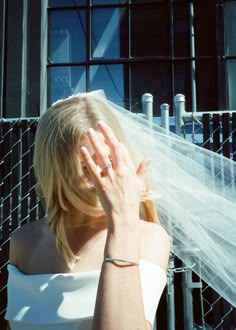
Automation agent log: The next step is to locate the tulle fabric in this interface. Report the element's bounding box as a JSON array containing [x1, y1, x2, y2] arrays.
[[55, 90, 236, 307]]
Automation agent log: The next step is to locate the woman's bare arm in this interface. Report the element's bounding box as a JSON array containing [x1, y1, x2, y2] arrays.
[[92, 222, 170, 330], [93, 226, 150, 330]]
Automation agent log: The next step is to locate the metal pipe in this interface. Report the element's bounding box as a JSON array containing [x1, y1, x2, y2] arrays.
[[174, 94, 185, 136], [0, 118, 39, 123], [167, 254, 176, 330], [161, 103, 170, 130], [142, 93, 153, 123], [182, 269, 194, 330], [183, 110, 236, 123]]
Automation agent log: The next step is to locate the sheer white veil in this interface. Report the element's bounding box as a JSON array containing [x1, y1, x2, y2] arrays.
[[57, 90, 236, 307]]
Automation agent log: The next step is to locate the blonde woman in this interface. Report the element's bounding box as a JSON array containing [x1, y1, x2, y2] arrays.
[[5, 92, 170, 330]]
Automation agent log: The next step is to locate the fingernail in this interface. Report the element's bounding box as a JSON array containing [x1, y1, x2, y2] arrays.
[[87, 128, 95, 136], [80, 146, 87, 155], [97, 120, 105, 127]]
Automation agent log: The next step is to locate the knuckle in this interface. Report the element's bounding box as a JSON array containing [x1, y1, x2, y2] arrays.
[[110, 140, 120, 149]]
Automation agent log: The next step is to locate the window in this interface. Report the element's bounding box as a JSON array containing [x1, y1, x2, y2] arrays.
[[47, 1, 235, 114]]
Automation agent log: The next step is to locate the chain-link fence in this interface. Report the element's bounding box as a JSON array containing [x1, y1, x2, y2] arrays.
[[0, 119, 45, 330], [0, 108, 236, 329], [169, 96, 236, 330], [186, 112, 236, 330]]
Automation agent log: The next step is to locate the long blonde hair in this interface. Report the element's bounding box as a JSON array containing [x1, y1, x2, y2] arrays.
[[34, 94, 158, 268]]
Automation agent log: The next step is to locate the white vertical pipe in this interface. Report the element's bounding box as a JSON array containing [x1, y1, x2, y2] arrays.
[[174, 94, 186, 137], [161, 103, 175, 330], [160, 103, 170, 130], [142, 93, 153, 122]]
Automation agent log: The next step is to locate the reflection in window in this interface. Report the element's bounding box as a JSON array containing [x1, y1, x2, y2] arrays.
[[227, 60, 236, 110], [130, 62, 171, 116], [131, 4, 169, 57], [224, 2, 236, 56], [48, 66, 86, 104], [90, 65, 125, 107], [92, 8, 128, 59], [49, 10, 86, 63]]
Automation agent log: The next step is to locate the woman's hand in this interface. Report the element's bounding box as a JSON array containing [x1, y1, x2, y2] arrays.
[[80, 121, 151, 231]]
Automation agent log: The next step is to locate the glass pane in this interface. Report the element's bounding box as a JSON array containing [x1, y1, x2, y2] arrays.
[[173, 3, 190, 57], [130, 62, 171, 116], [131, 4, 169, 57], [224, 2, 236, 56], [49, 0, 86, 7], [194, 1, 216, 56], [227, 60, 236, 110], [93, 0, 127, 4], [49, 10, 86, 63], [195, 60, 217, 111], [89, 64, 125, 107], [92, 8, 128, 59], [174, 62, 191, 113], [48, 66, 86, 105]]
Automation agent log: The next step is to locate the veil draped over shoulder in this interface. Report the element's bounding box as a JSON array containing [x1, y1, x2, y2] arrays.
[[63, 90, 236, 307]]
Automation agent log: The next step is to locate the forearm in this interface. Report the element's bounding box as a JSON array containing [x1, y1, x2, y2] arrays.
[[92, 226, 149, 330]]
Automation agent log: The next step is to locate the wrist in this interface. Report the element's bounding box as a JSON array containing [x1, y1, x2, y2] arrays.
[[106, 213, 140, 232], [104, 224, 141, 261]]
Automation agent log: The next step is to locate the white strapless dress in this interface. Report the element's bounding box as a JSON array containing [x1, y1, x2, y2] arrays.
[[5, 259, 167, 330]]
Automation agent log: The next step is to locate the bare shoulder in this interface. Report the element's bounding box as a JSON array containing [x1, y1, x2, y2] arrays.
[[139, 221, 171, 272], [10, 218, 47, 242], [9, 219, 48, 266]]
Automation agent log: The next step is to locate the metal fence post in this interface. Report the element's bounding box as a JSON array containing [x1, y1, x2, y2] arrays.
[[182, 268, 194, 330], [161, 103, 170, 130], [174, 94, 185, 137], [174, 95, 195, 329], [142, 93, 153, 122], [167, 254, 176, 330], [160, 103, 176, 330]]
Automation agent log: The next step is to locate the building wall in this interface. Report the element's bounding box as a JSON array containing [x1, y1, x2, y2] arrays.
[[0, 0, 47, 118]]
